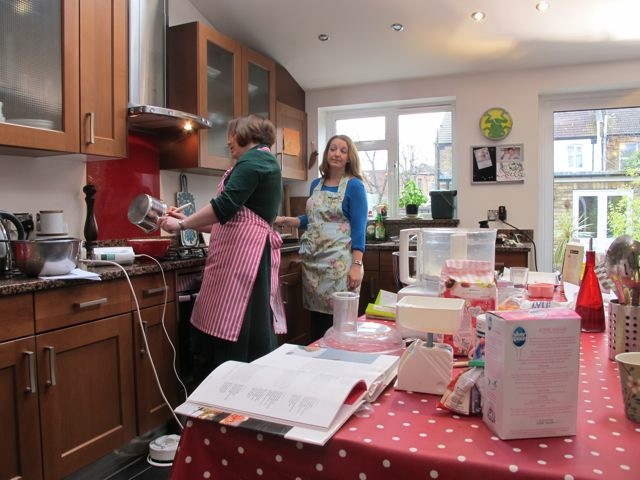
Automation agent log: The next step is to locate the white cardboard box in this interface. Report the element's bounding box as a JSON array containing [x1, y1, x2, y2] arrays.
[[482, 308, 581, 440]]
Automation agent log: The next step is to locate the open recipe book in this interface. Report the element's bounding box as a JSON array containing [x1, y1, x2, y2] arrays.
[[175, 343, 400, 445]]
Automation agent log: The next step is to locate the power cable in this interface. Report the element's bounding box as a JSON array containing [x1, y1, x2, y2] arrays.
[[500, 220, 538, 272]]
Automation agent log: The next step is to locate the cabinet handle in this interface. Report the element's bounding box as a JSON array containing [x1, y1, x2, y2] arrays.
[[140, 321, 149, 355], [23, 351, 37, 394], [45, 346, 56, 387], [280, 281, 290, 305], [74, 297, 108, 309], [369, 277, 377, 299], [86, 112, 95, 144], [143, 286, 166, 297]]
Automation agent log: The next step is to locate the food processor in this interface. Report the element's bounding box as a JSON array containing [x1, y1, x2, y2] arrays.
[[396, 227, 497, 338], [398, 227, 497, 297]]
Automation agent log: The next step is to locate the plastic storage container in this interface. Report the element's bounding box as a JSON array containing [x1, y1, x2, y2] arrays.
[[399, 227, 497, 293], [429, 190, 457, 219]]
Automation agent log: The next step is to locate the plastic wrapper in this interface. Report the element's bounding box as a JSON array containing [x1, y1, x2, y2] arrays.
[[441, 259, 496, 356], [438, 367, 484, 416]]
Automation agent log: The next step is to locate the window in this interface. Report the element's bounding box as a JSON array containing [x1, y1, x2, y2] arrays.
[[327, 104, 454, 217], [547, 104, 640, 270], [572, 190, 632, 252], [619, 142, 639, 163], [567, 144, 584, 169]]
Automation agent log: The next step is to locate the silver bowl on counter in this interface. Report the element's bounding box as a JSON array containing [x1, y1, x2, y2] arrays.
[[11, 238, 82, 276]]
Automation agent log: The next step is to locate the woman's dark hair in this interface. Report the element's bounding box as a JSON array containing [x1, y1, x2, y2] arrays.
[[227, 114, 276, 147]]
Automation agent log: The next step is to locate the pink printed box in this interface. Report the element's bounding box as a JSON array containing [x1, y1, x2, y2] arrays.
[[482, 308, 581, 440]]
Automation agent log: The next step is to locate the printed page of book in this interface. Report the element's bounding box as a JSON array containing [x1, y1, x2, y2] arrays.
[[254, 343, 400, 402], [186, 359, 367, 429]]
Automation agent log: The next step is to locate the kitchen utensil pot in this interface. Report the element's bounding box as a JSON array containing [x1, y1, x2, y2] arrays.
[[127, 194, 167, 233], [11, 238, 82, 276], [605, 235, 640, 305], [0, 210, 26, 273]]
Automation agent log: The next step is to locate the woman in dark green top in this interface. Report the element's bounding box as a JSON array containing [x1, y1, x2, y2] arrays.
[[160, 115, 285, 386]]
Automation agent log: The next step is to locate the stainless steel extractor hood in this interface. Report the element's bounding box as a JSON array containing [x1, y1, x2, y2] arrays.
[[128, 0, 211, 133]]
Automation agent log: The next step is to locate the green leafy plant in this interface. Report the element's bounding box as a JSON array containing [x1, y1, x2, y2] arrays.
[[399, 180, 427, 208], [608, 152, 640, 239]]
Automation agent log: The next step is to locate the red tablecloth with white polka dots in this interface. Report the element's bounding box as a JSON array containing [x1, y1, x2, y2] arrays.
[[169, 332, 639, 479]]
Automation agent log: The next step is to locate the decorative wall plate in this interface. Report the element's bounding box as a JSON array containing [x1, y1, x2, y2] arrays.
[[479, 107, 513, 140]]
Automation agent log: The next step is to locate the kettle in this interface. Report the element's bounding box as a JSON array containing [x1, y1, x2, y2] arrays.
[[0, 210, 26, 273]]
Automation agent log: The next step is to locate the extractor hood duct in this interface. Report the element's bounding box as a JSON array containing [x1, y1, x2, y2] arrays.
[[128, 0, 211, 133]]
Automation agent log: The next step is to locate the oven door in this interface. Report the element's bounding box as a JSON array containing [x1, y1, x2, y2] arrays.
[[175, 267, 202, 392]]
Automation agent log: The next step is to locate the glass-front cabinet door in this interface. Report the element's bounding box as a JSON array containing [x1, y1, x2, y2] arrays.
[[203, 36, 241, 165], [242, 48, 275, 121], [0, 0, 127, 157], [164, 22, 276, 173], [0, 0, 78, 152]]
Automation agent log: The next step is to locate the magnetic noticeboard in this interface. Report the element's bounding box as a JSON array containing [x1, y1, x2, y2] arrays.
[[471, 144, 524, 184]]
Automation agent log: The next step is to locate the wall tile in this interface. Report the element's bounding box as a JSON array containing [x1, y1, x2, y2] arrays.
[[86, 134, 161, 239]]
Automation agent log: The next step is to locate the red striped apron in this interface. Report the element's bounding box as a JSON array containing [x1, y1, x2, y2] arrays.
[[191, 168, 286, 341]]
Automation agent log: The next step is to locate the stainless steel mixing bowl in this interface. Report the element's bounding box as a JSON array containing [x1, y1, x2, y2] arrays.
[[11, 238, 82, 276]]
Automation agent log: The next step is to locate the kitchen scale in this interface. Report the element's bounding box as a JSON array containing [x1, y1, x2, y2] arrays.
[[395, 295, 465, 395]]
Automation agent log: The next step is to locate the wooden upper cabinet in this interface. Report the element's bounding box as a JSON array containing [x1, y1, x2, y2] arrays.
[[164, 22, 277, 174], [0, 0, 127, 157], [275, 63, 307, 180], [276, 101, 307, 181], [242, 47, 276, 121], [79, 0, 128, 157]]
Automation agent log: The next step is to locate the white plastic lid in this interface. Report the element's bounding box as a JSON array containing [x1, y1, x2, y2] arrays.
[[320, 321, 404, 355]]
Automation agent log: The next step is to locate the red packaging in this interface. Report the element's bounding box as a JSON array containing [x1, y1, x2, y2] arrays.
[[441, 259, 497, 356]]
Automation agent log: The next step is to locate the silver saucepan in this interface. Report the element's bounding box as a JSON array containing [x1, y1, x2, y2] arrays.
[[127, 194, 167, 233]]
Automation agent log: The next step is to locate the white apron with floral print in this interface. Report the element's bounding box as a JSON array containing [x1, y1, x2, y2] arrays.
[[299, 176, 356, 314]]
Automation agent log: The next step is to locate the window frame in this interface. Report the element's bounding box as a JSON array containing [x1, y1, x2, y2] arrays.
[[326, 102, 455, 217], [539, 89, 640, 271]]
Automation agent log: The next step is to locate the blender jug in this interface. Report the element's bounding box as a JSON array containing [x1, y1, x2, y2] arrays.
[[398, 227, 497, 296]]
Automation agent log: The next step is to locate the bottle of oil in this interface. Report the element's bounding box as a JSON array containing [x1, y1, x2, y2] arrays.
[[374, 213, 386, 241], [366, 211, 376, 241]]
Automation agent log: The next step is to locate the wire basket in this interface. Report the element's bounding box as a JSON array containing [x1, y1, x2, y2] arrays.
[[608, 300, 640, 360]]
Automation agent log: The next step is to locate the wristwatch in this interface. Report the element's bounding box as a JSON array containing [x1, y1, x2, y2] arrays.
[[352, 259, 363, 266], [178, 220, 185, 231]]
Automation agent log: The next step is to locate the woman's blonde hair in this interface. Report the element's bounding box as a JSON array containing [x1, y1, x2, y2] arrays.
[[318, 134, 363, 180], [227, 114, 276, 147]]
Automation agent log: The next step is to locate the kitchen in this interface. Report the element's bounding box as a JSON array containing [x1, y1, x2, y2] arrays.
[[1, 0, 640, 479]]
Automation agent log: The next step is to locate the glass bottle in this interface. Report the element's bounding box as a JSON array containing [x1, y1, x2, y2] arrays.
[[374, 214, 386, 241], [366, 210, 375, 241], [574, 250, 605, 332]]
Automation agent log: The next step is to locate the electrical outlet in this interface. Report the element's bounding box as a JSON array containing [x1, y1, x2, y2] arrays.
[[487, 209, 498, 221]]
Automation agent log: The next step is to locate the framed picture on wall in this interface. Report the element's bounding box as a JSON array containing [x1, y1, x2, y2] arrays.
[[471, 144, 524, 184]]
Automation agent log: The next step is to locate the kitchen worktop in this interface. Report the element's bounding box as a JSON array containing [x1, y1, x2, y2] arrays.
[[0, 241, 530, 296], [0, 257, 205, 296]]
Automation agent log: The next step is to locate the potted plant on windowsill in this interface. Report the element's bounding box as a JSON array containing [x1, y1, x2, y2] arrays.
[[399, 180, 427, 218]]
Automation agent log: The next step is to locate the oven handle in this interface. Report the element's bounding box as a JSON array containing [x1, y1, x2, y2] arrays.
[[178, 292, 199, 303]]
